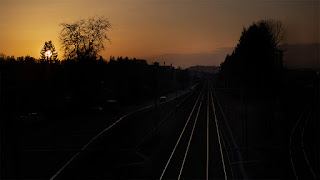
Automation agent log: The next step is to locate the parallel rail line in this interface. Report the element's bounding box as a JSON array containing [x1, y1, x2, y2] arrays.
[[160, 80, 236, 179], [50, 89, 192, 180]]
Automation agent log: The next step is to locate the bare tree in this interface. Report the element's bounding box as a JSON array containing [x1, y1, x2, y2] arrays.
[[264, 19, 286, 47], [60, 16, 112, 60]]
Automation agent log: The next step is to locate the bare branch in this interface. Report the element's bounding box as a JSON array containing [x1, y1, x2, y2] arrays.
[[264, 19, 286, 47], [59, 16, 112, 60]]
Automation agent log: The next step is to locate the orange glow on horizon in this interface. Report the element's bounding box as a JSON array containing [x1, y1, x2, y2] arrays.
[[0, 0, 318, 67]]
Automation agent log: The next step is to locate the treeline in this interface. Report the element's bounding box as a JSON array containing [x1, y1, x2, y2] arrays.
[[0, 54, 37, 63], [0, 56, 192, 116]]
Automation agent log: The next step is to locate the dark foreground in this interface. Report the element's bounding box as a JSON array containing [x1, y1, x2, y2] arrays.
[[54, 80, 232, 179], [1, 72, 319, 179]]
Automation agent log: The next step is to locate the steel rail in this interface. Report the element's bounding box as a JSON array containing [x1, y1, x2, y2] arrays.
[[219, 128, 235, 180], [136, 91, 193, 148], [159, 88, 204, 180], [289, 105, 309, 180], [301, 109, 317, 179], [177, 94, 204, 180], [218, 117, 236, 179], [211, 87, 248, 179], [210, 83, 228, 180]]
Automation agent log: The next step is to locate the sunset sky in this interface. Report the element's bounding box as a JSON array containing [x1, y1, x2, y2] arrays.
[[0, 0, 319, 68]]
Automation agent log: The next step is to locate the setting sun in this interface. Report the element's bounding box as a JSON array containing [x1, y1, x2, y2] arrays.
[[45, 50, 52, 58]]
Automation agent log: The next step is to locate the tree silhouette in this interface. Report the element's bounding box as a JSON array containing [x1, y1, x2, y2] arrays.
[[220, 19, 285, 88], [40, 40, 58, 62], [59, 16, 112, 60], [0, 52, 6, 61]]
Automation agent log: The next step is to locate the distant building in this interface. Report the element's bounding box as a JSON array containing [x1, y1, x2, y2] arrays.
[[187, 66, 220, 74], [133, 59, 147, 65]]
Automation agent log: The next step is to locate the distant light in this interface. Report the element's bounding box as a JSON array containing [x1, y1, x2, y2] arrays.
[[45, 50, 52, 58]]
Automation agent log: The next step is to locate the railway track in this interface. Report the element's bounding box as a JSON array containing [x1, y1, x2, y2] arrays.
[[289, 105, 318, 180], [50, 88, 193, 179], [50, 80, 247, 179], [159, 80, 239, 179]]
